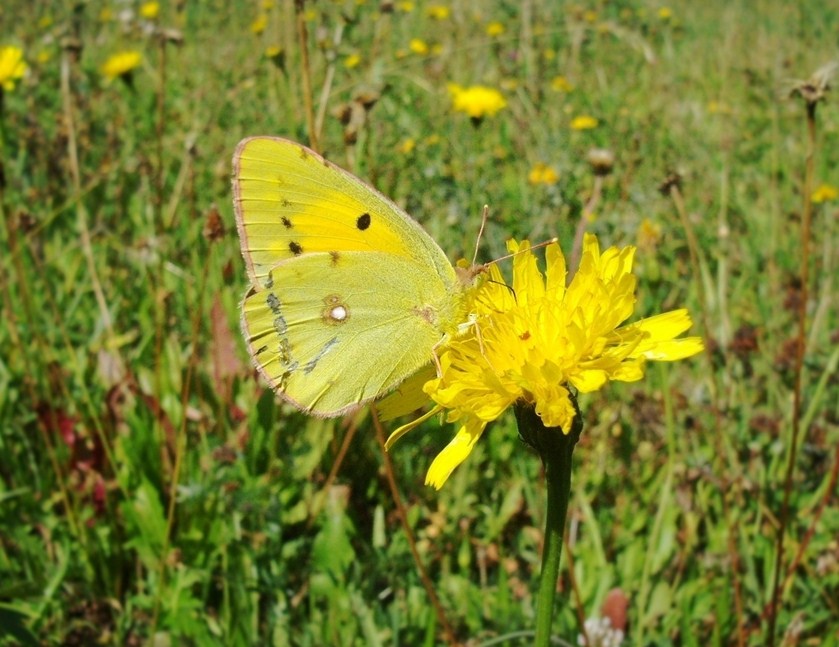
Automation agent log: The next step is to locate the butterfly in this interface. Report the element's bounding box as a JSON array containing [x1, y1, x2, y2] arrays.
[[233, 136, 481, 417]]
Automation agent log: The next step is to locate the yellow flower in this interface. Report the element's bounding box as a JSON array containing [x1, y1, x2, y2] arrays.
[[637, 217, 662, 251], [99, 7, 113, 22], [100, 50, 142, 82], [262, 0, 276, 8], [0, 45, 27, 91], [658, 6, 673, 20], [397, 1, 415, 11], [707, 100, 732, 115], [528, 163, 559, 186], [486, 21, 505, 37], [448, 84, 507, 120], [409, 38, 429, 55], [265, 45, 285, 67], [427, 4, 450, 19], [251, 14, 268, 34], [571, 115, 598, 130], [500, 78, 519, 91], [140, 1, 160, 19], [344, 53, 361, 69], [551, 75, 574, 92], [398, 137, 416, 154], [37, 50, 52, 64], [583, 9, 598, 23], [811, 183, 839, 203], [387, 235, 703, 488]]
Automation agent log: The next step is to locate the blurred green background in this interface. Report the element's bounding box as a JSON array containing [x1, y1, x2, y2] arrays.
[[1, 1, 837, 645]]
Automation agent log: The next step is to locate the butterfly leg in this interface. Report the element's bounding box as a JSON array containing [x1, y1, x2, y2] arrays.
[[431, 337, 445, 377]]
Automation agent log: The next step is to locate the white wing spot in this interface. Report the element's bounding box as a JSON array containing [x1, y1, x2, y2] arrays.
[[322, 295, 349, 325]]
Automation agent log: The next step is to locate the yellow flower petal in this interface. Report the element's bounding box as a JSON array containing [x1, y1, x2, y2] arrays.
[[425, 419, 485, 489], [390, 235, 703, 487]]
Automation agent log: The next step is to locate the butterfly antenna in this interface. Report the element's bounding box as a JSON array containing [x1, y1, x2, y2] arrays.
[[486, 237, 559, 267], [472, 205, 490, 267]]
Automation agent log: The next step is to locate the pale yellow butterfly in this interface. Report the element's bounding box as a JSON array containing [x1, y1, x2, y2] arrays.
[[233, 137, 479, 417]]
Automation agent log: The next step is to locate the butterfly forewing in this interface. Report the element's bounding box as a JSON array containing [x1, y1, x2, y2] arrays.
[[233, 137, 456, 287]]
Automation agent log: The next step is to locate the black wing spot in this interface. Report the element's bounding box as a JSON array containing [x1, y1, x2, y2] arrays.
[[356, 213, 371, 230], [281, 216, 293, 229], [329, 251, 340, 265], [289, 241, 303, 255]]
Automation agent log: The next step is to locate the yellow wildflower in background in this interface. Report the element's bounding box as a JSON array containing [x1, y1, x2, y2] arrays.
[[811, 183, 838, 203], [427, 4, 450, 19], [571, 115, 598, 130], [637, 217, 663, 251], [265, 45, 284, 67], [101, 51, 142, 82], [99, 7, 113, 22], [486, 21, 505, 37], [707, 100, 732, 115], [551, 75, 574, 92], [658, 7, 673, 20], [398, 138, 416, 154], [387, 236, 703, 488], [528, 163, 559, 186], [250, 14, 268, 34], [140, 1, 160, 19], [409, 38, 429, 55], [397, 1, 415, 11], [0, 45, 27, 91], [583, 9, 598, 23], [344, 53, 361, 69], [448, 84, 507, 121]]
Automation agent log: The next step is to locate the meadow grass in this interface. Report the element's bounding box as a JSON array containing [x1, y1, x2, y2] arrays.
[[0, 1, 837, 645]]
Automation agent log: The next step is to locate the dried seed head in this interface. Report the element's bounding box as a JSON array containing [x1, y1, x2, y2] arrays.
[[658, 172, 682, 196], [587, 148, 615, 176], [789, 60, 837, 106]]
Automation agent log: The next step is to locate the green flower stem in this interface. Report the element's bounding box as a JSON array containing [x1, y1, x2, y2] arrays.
[[515, 397, 583, 647]]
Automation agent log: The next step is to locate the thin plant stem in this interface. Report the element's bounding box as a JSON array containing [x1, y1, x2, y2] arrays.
[[515, 400, 582, 647], [569, 175, 603, 274], [295, 0, 319, 153], [372, 412, 459, 647], [60, 50, 113, 336], [305, 417, 360, 530], [149, 219, 214, 636], [0, 97, 85, 545], [767, 97, 817, 646], [562, 535, 590, 646], [667, 182, 746, 645], [154, 31, 167, 226]]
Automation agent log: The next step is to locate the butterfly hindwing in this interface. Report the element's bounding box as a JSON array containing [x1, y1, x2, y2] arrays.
[[241, 251, 455, 416]]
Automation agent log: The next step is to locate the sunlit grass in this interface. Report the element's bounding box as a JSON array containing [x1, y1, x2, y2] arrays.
[[0, 1, 837, 645]]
